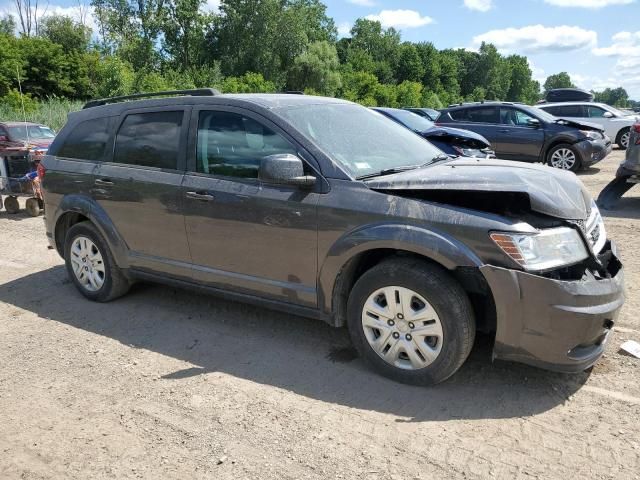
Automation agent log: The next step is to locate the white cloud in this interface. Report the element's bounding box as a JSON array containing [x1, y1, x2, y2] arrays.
[[337, 21, 352, 37], [463, 0, 493, 12], [472, 24, 597, 54], [544, 0, 635, 8], [365, 9, 434, 29], [348, 0, 377, 6], [593, 31, 640, 57]]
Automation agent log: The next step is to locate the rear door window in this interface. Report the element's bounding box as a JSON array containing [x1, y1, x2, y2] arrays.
[[113, 111, 183, 170], [551, 105, 585, 118], [57, 117, 110, 161], [456, 107, 498, 124]]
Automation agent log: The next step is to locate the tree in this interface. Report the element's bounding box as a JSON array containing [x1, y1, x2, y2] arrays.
[[505, 55, 539, 103], [162, 0, 211, 71], [415, 42, 441, 90], [543, 72, 574, 92], [476, 43, 510, 100], [221, 72, 276, 93], [340, 70, 380, 106], [395, 81, 422, 107], [287, 41, 342, 96], [0, 14, 16, 35], [13, 0, 42, 36], [40, 15, 92, 53], [593, 87, 629, 107], [396, 43, 424, 83]]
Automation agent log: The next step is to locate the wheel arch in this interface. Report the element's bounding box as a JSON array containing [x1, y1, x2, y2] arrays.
[[318, 223, 487, 327], [53, 195, 129, 267]]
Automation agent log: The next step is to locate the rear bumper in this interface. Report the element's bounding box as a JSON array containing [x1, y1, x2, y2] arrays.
[[481, 241, 624, 373], [576, 138, 612, 167]]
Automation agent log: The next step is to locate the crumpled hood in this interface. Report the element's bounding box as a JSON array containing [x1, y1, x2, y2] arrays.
[[421, 126, 491, 149], [365, 158, 592, 220], [555, 118, 604, 132]]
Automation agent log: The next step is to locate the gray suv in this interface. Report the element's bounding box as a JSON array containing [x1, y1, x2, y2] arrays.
[[40, 90, 624, 385]]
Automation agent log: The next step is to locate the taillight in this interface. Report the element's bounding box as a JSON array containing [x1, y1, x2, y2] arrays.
[[633, 124, 640, 134], [37, 162, 46, 179]]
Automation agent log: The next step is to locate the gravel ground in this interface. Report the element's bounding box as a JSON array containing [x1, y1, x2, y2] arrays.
[[0, 150, 639, 480]]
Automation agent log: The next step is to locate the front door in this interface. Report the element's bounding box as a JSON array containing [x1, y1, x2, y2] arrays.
[[182, 107, 319, 307], [95, 108, 192, 279], [496, 107, 545, 162]]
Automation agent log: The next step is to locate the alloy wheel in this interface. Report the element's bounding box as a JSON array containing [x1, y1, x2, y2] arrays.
[[361, 286, 443, 370], [70, 236, 106, 292], [620, 131, 630, 149], [550, 148, 577, 170]]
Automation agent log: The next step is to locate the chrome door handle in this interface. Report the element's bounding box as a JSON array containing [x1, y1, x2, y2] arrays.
[[94, 178, 114, 186], [186, 191, 215, 201]]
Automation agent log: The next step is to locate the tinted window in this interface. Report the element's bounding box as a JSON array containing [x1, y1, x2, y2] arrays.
[[58, 118, 110, 161], [551, 105, 584, 118], [197, 111, 296, 178], [500, 108, 537, 126], [587, 106, 607, 118], [451, 107, 498, 123], [113, 111, 182, 169]]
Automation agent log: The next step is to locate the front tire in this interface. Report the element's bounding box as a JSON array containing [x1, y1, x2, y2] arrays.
[[617, 127, 630, 150], [347, 258, 475, 386], [64, 222, 130, 302], [547, 144, 581, 172]]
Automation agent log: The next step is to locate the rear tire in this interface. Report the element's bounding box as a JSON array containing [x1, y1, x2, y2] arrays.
[[547, 143, 581, 172], [4, 196, 19, 214], [617, 127, 630, 150], [346, 257, 475, 386], [64, 221, 130, 302]]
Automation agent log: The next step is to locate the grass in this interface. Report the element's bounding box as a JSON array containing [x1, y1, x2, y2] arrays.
[[0, 98, 83, 132]]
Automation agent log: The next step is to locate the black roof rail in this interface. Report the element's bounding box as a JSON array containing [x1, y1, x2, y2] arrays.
[[82, 88, 221, 109], [280, 91, 305, 95]]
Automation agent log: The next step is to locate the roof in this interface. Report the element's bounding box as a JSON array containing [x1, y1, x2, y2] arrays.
[[0, 121, 45, 127], [538, 101, 610, 108]]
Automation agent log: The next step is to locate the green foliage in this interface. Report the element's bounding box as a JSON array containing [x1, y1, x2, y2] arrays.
[[40, 15, 92, 53], [0, 14, 16, 35], [92, 56, 134, 98], [0, 97, 83, 131], [220, 72, 276, 93], [593, 87, 629, 107], [543, 72, 575, 92], [395, 81, 423, 107], [2, 89, 38, 113], [288, 41, 342, 96]]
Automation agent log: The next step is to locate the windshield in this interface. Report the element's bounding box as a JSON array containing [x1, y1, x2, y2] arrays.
[[278, 103, 444, 178], [376, 109, 434, 132], [8, 125, 56, 141], [530, 106, 558, 123]]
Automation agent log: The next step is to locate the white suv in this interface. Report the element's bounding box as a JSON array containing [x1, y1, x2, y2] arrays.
[[537, 102, 640, 149]]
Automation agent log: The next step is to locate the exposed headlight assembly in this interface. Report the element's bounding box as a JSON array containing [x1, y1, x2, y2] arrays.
[[490, 227, 589, 271], [580, 130, 603, 140]]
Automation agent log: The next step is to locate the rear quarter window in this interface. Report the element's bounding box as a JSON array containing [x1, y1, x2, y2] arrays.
[[56, 117, 111, 161]]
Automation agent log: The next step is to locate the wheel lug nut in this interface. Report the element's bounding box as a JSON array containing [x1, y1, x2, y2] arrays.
[[388, 319, 395, 326], [392, 332, 400, 339], [406, 334, 412, 341], [408, 322, 415, 329], [397, 313, 404, 320]]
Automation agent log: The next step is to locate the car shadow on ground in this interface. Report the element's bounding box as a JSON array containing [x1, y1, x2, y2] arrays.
[[600, 196, 640, 220], [0, 266, 590, 422], [0, 210, 39, 221], [576, 167, 602, 176]]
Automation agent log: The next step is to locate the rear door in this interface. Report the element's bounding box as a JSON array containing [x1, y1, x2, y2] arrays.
[[94, 107, 192, 279], [182, 106, 319, 307], [495, 107, 545, 162]]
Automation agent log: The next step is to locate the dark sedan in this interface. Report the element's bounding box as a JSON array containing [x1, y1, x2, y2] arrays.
[[371, 107, 494, 158]]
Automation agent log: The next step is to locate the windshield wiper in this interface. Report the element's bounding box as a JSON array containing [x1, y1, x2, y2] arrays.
[[356, 165, 421, 180]]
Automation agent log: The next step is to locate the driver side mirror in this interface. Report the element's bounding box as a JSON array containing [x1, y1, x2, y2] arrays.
[[259, 154, 316, 187], [603, 111, 614, 118], [0, 135, 7, 142], [526, 118, 541, 128]]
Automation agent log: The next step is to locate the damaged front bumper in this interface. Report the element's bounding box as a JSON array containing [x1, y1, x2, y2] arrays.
[[480, 241, 624, 373], [576, 137, 613, 168]]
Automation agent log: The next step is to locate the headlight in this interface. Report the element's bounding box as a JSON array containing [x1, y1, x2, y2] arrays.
[[580, 130, 603, 140], [490, 227, 588, 271], [453, 146, 494, 158]]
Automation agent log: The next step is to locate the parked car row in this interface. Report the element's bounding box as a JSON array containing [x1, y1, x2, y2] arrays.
[[39, 90, 624, 386]]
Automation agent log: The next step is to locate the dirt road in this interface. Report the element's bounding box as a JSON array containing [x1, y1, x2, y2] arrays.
[[1, 150, 639, 479]]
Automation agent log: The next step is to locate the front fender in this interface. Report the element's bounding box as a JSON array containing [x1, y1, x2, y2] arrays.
[[318, 222, 484, 316], [53, 194, 129, 268]]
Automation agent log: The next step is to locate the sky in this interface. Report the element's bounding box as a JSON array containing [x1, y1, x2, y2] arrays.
[[2, 0, 639, 99]]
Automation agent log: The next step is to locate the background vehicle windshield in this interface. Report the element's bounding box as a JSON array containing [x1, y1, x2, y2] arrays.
[[279, 104, 443, 178], [8, 125, 56, 141], [378, 109, 434, 132], [607, 105, 633, 117]]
